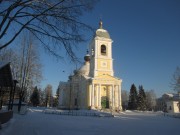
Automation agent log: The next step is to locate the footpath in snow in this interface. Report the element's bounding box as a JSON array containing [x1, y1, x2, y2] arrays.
[[1, 108, 180, 135]]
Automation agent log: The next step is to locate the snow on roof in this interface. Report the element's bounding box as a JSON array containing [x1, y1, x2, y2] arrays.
[[163, 93, 174, 97]]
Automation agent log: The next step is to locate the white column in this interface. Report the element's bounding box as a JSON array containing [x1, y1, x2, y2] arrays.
[[89, 85, 91, 107], [98, 84, 101, 109], [114, 85, 118, 108], [94, 85, 96, 107], [96, 85, 99, 107], [117, 85, 120, 108], [91, 83, 94, 108], [112, 85, 114, 109], [118, 85, 122, 110], [94, 85, 97, 107], [95, 85, 98, 107], [114, 85, 116, 107], [109, 86, 112, 107], [119, 85, 122, 108]]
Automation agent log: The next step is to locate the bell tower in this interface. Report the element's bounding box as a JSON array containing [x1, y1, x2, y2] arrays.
[[89, 21, 114, 77]]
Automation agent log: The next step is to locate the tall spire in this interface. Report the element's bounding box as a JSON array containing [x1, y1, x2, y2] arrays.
[[99, 20, 103, 29]]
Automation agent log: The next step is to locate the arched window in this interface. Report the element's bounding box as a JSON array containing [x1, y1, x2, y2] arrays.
[[101, 45, 106, 55]]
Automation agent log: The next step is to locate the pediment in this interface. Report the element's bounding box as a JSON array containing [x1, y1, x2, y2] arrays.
[[93, 74, 121, 81]]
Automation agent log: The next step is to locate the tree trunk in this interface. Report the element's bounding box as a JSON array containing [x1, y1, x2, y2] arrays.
[[18, 95, 22, 113], [18, 91, 24, 113]]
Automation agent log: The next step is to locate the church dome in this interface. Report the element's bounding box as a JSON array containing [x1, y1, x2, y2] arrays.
[[84, 54, 90, 62], [95, 21, 110, 39], [73, 70, 78, 75], [77, 53, 90, 76], [78, 63, 89, 76], [68, 75, 73, 80]]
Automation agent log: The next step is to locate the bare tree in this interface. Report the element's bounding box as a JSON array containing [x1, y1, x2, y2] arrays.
[[44, 84, 53, 107], [17, 32, 42, 111], [172, 67, 180, 92], [0, 32, 42, 111], [0, 0, 98, 61], [121, 90, 129, 110], [0, 48, 17, 62], [146, 90, 156, 111], [39, 88, 46, 106]]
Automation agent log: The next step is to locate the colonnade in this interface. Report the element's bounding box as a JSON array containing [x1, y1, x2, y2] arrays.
[[89, 83, 122, 110]]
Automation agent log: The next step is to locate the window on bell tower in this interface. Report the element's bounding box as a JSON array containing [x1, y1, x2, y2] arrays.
[[101, 45, 106, 55]]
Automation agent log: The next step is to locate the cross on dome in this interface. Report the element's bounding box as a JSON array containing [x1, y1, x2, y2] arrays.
[[99, 20, 103, 29]]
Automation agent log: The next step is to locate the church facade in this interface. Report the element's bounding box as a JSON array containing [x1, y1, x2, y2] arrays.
[[58, 21, 122, 111]]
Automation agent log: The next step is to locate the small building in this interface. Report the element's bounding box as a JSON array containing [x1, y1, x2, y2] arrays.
[[0, 62, 18, 110], [166, 101, 179, 113], [156, 92, 180, 113], [0, 62, 18, 126]]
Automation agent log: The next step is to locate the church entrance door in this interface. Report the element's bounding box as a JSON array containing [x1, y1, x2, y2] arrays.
[[101, 96, 109, 108]]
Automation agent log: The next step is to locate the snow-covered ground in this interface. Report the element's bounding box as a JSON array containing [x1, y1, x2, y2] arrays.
[[1, 108, 180, 135]]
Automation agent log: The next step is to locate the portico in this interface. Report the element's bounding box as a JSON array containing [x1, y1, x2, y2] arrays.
[[88, 75, 122, 111]]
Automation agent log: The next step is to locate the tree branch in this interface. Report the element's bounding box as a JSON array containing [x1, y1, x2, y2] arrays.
[[0, 1, 65, 49], [0, 0, 97, 61]]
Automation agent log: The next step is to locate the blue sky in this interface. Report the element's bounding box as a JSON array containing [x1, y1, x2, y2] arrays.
[[40, 0, 180, 97]]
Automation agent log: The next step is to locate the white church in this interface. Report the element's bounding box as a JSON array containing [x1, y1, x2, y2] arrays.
[[58, 21, 122, 111]]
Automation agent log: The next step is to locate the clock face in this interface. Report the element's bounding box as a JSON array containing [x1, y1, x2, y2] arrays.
[[101, 61, 107, 67]]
